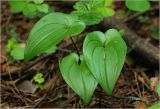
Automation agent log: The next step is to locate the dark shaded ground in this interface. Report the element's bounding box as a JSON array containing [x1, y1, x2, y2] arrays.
[[1, 1, 159, 108]]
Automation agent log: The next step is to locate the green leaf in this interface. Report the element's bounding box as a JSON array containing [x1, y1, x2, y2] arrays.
[[137, 16, 149, 23], [37, 3, 49, 13], [119, 29, 125, 37], [104, 0, 113, 6], [8, 0, 26, 13], [125, 0, 150, 12], [83, 29, 127, 95], [33, 0, 44, 4], [8, 0, 49, 18], [45, 46, 57, 54], [10, 47, 24, 60], [34, 72, 44, 84], [148, 102, 160, 109], [59, 53, 97, 105], [72, 0, 114, 25], [24, 13, 85, 61], [149, 24, 159, 40], [22, 3, 37, 18], [35, 84, 44, 89], [5, 37, 19, 52]]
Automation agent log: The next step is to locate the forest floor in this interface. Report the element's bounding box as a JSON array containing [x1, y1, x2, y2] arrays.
[[1, 1, 159, 108]]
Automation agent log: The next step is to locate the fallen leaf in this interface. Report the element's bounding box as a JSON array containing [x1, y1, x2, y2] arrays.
[[16, 80, 36, 94]]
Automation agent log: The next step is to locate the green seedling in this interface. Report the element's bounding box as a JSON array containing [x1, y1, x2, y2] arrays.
[[5, 37, 19, 52], [33, 72, 45, 89], [149, 24, 159, 40], [10, 47, 25, 60], [8, 0, 49, 18], [5, 37, 25, 63], [119, 29, 125, 37], [71, 0, 114, 25], [137, 16, 149, 23]]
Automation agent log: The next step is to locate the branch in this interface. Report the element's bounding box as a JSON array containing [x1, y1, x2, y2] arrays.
[[1, 54, 52, 79]]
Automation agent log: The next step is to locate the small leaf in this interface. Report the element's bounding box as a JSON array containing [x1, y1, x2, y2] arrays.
[[33, 0, 44, 4], [72, 0, 114, 25], [149, 24, 159, 40], [5, 37, 19, 52], [8, 0, 26, 13], [119, 29, 125, 37], [34, 73, 44, 84], [59, 53, 97, 105], [24, 13, 85, 61], [22, 3, 37, 18], [37, 3, 49, 13], [10, 47, 24, 60], [83, 29, 127, 95], [137, 16, 149, 23], [8, 0, 49, 18], [125, 0, 150, 12], [96, 7, 114, 17], [35, 84, 44, 89]]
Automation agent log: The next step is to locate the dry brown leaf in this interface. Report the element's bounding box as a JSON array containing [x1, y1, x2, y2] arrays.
[[16, 80, 36, 94]]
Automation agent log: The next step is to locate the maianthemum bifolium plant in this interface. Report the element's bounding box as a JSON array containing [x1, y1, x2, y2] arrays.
[[21, 0, 151, 105]]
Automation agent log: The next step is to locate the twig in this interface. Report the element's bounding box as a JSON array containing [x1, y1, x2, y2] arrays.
[[136, 70, 151, 90], [95, 91, 147, 104], [134, 72, 142, 98], [1, 54, 52, 79], [123, 5, 159, 23], [57, 47, 71, 53], [111, 95, 147, 104]]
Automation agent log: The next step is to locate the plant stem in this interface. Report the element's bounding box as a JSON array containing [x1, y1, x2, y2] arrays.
[[70, 37, 80, 56]]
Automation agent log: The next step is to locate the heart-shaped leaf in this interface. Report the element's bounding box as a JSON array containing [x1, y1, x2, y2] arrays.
[[83, 29, 127, 95], [24, 13, 85, 61], [59, 53, 97, 104]]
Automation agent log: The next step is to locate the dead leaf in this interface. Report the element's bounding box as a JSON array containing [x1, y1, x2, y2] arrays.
[[16, 80, 36, 94]]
